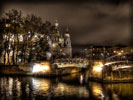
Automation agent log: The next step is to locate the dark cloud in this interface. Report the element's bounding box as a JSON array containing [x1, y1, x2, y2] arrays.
[[1, 1, 131, 53]]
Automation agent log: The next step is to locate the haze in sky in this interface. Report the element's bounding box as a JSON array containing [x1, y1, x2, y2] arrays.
[[1, 0, 131, 52]]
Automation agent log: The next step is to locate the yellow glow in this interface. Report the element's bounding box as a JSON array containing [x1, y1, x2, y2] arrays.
[[118, 52, 122, 55], [93, 66, 103, 72], [32, 63, 50, 73], [92, 83, 103, 99], [6, 24, 11, 27], [93, 87, 101, 95], [93, 62, 103, 72], [52, 43, 56, 47], [121, 50, 124, 53], [71, 69, 77, 73], [32, 78, 50, 94]]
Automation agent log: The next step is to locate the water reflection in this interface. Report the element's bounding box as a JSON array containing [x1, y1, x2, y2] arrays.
[[31, 77, 89, 98], [0, 74, 133, 100], [87, 82, 105, 100], [80, 74, 83, 84], [32, 78, 50, 94]]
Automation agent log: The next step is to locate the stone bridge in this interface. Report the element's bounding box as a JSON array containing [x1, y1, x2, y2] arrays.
[[104, 61, 132, 66], [88, 48, 133, 82], [103, 49, 133, 69], [53, 58, 89, 68], [105, 50, 133, 62]]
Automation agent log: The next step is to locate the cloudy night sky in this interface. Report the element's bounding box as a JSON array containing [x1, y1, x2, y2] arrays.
[[1, 0, 132, 53]]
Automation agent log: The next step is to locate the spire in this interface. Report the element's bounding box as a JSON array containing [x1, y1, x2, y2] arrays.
[[66, 27, 69, 33], [64, 27, 70, 38], [60, 32, 63, 38], [55, 19, 59, 29]]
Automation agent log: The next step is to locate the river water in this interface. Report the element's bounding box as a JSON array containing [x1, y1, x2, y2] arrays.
[[0, 73, 133, 100]]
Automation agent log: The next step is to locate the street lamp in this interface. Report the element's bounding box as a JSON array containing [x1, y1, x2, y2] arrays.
[[5, 23, 11, 27]]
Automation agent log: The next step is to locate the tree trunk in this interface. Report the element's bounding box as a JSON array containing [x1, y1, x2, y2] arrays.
[[7, 51, 10, 65], [3, 51, 6, 64], [12, 48, 15, 65]]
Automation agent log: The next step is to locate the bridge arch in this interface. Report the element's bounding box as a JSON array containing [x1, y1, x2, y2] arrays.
[[105, 51, 133, 62]]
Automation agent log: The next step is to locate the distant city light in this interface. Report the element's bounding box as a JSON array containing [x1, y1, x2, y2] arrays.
[[5, 24, 11, 27], [48, 40, 52, 46], [121, 50, 124, 53], [28, 31, 31, 34], [34, 35, 37, 38], [8, 45, 11, 50], [18, 59, 21, 62], [41, 35, 44, 38], [19, 35, 23, 41], [118, 52, 122, 55], [11, 35, 14, 39], [52, 43, 56, 47]]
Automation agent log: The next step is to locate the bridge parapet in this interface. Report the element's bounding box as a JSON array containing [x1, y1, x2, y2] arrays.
[[53, 58, 89, 68], [105, 51, 133, 62]]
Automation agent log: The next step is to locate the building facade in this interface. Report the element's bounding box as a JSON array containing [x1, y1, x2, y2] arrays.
[[47, 20, 72, 59]]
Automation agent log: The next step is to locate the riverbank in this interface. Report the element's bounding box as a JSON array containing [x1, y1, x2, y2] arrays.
[[0, 63, 82, 77], [0, 64, 133, 83]]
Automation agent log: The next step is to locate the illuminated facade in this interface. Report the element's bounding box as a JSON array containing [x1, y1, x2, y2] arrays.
[[47, 20, 72, 59]]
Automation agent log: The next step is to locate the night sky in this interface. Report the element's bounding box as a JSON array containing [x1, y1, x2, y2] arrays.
[[1, 0, 131, 53]]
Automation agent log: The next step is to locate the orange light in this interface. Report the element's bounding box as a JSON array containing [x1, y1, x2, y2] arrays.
[[32, 63, 50, 73]]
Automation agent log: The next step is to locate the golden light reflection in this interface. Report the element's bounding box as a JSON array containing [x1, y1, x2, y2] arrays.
[[53, 83, 89, 97], [93, 86, 101, 95], [9, 77, 13, 96], [71, 69, 77, 73], [91, 82, 104, 99], [80, 74, 83, 84], [32, 78, 50, 94]]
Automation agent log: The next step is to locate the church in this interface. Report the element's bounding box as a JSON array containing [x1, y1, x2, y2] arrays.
[[46, 20, 72, 59]]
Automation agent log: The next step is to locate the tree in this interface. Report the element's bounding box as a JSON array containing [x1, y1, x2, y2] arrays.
[[0, 18, 6, 63], [4, 9, 23, 64], [0, 9, 55, 64]]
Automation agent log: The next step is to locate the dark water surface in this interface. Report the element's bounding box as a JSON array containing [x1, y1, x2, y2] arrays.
[[0, 73, 133, 100]]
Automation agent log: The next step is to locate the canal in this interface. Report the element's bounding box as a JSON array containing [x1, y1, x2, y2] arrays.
[[0, 72, 133, 100]]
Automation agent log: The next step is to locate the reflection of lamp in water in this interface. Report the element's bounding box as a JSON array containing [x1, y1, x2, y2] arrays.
[[32, 78, 50, 94], [92, 83, 104, 99], [80, 74, 83, 84]]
